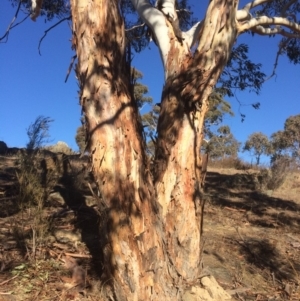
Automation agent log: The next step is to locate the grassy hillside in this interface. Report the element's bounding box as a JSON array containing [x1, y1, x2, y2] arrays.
[[0, 152, 299, 300]]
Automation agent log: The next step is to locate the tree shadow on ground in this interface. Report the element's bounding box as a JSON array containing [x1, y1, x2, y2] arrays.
[[205, 171, 300, 230], [51, 170, 106, 279], [0, 165, 20, 217], [236, 238, 300, 282], [204, 170, 300, 287]]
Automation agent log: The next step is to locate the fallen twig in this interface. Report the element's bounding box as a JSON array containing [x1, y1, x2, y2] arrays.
[[64, 252, 92, 259], [225, 206, 246, 212], [0, 274, 18, 286]]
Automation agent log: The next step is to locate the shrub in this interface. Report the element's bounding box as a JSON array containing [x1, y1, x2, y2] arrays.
[[267, 155, 291, 190], [253, 156, 291, 191], [209, 156, 251, 170], [46, 141, 73, 155], [26, 116, 53, 150]]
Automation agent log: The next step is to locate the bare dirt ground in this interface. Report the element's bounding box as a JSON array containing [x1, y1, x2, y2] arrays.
[[0, 154, 299, 301]]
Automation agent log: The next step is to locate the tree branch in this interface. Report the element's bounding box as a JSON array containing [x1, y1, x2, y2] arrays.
[[159, 0, 176, 20], [38, 15, 72, 55], [238, 16, 300, 36], [251, 26, 300, 38], [131, 0, 171, 76], [125, 23, 145, 32], [182, 21, 204, 48], [0, 1, 30, 43], [263, 39, 289, 82], [243, 0, 272, 12], [65, 55, 77, 83]]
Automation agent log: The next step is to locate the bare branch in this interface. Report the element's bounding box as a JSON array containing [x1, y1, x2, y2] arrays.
[[263, 39, 290, 82], [65, 55, 77, 83], [125, 23, 145, 32], [0, 1, 30, 43], [251, 25, 300, 38], [131, 0, 171, 76], [238, 16, 300, 36], [182, 21, 204, 48], [243, 0, 272, 12], [38, 15, 71, 55]]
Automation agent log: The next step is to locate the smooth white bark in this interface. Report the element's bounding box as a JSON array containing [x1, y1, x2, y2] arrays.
[[243, 0, 272, 11], [236, 9, 251, 21], [131, 0, 171, 77], [132, 0, 205, 78], [31, 0, 43, 21], [182, 21, 203, 48], [238, 16, 300, 34], [160, 0, 176, 20]]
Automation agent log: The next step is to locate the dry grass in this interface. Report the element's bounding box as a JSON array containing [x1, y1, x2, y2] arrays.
[[203, 166, 300, 300], [0, 152, 300, 300]]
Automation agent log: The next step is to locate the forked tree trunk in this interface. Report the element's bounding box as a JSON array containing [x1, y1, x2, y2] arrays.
[[70, 0, 238, 300]]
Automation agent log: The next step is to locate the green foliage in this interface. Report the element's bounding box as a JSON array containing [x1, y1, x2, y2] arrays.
[[219, 44, 266, 96], [243, 132, 272, 165], [206, 89, 234, 126], [131, 68, 153, 108], [26, 116, 53, 151], [271, 114, 300, 164], [8, 0, 300, 93], [9, 0, 70, 20]]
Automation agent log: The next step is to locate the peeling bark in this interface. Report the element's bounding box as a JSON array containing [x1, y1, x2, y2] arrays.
[[154, 0, 238, 282], [70, 0, 177, 300], [29, 0, 300, 299], [71, 0, 239, 298]]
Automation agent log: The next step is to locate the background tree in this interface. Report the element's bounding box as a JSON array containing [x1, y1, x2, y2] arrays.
[[204, 125, 240, 159], [75, 121, 86, 153], [243, 132, 272, 165], [5, 0, 300, 299], [271, 114, 300, 165]]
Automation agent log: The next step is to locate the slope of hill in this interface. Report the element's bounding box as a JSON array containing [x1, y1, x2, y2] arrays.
[[0, 153, 299, 300]]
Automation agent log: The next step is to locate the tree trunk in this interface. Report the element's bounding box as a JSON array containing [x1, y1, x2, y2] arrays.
[[70, 0, 238, 299], [154, 0, 238, 282], [70, 0, 178, 300]]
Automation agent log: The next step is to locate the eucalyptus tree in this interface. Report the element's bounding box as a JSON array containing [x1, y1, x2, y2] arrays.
[[4, 0, 300, 299], [271, 114, 300, 163], [204, 126, 241, 160], [243, 132, 272, 165]]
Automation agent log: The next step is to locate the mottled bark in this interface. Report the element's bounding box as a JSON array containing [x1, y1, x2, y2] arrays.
[[70, 0, 176, 300], [154, 0, 238, 282], [70, 0, 238, 299]]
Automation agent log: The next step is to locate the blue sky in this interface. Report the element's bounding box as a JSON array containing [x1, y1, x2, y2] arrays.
[[1, 1, 299, 164]]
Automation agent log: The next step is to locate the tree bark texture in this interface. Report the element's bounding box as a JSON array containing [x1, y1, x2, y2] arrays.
[[154, 0, 238, 282], [70, 0, 177, 300], [70, 0, 239, 300]]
